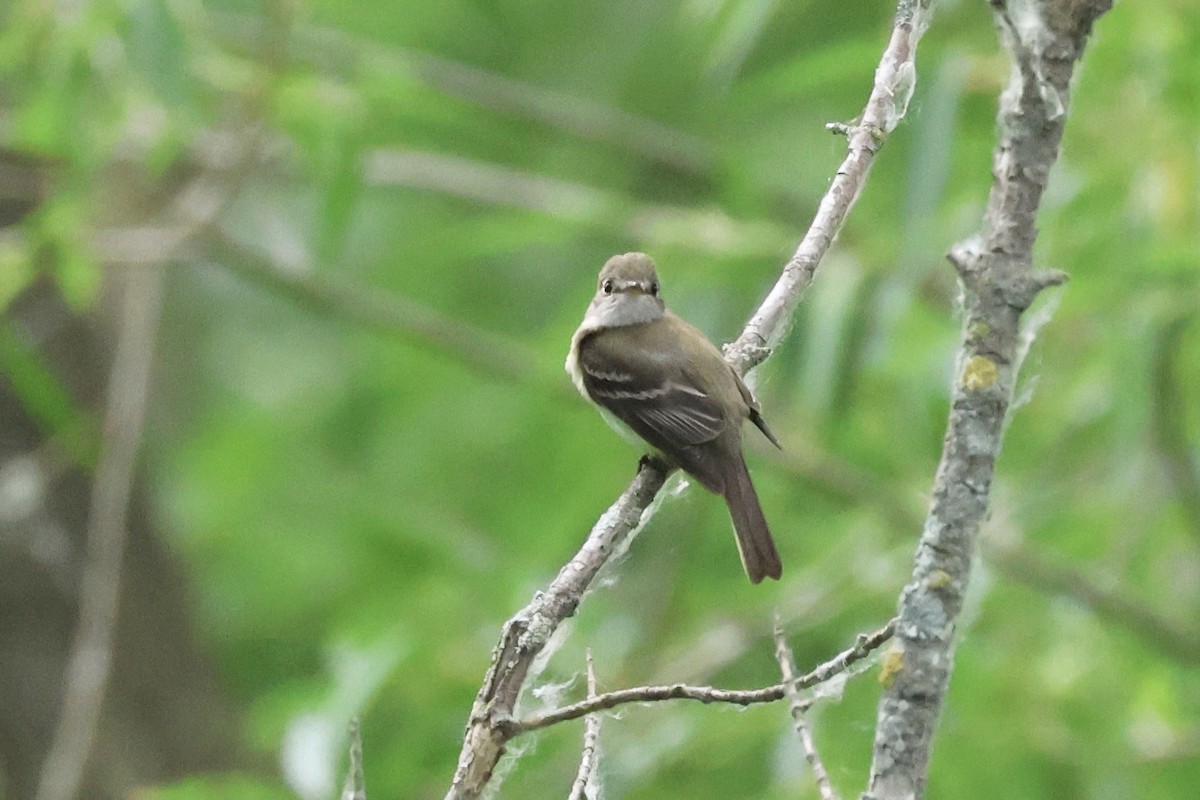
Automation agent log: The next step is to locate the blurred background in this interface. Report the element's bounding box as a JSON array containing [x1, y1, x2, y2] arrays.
[[1, 0, 1198, 798]]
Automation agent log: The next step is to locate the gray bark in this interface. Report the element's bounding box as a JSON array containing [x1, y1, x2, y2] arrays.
[[862, 2, 1114, 798]]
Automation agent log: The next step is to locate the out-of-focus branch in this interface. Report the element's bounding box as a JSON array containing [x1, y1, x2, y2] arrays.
[[364, 149, 791, 257], [566, 651, 601, 800], [207, 230, 562, 393], [774, 616, 840, 800], [863, 2, 1113, 798], [445, 2, 930, 795], [1150, 312, 1200, 542], [34, 269, 163, 800], [987, 540, 1200, 666], [209, 13, 714, 175], [35, 75, 268, 798], [507, 620, 895, 735]]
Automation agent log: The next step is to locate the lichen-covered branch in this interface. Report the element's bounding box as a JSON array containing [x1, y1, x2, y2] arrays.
[[444, 3, 931, 797], [862, 2, 1114, 798]]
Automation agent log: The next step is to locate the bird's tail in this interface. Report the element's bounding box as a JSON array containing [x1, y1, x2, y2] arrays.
[[722, 455, 782, 583]]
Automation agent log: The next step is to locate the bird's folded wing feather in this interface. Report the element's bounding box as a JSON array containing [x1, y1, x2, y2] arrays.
[[578, 333, 726, 448]]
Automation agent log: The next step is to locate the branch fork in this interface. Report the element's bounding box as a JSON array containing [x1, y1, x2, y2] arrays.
[[446, 2, 932, 797]]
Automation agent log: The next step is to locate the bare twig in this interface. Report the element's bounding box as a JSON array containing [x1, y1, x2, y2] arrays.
[[446, 2, 929, 795], [342, 717, 367, 800], [508, 620, 895, 735], [987, 540, 1200, 666], [863, 2, 1114, 799], [774, 616, 840, 800], [725, 0, 931, 375], [567, 651, 601, 800], [34, 269, 163, 800]]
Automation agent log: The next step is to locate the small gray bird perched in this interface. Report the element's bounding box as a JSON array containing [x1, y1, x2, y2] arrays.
[[566, 252, 782, 583]]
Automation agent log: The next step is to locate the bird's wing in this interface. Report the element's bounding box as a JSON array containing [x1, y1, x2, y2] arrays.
[[577, 330, 728, 448], [732, 368, 782, 449]]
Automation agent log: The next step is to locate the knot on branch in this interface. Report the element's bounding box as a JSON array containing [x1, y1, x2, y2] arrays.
[[826, 121, 854, 138], [1000, 268, 1069, 311], [948, 236, 1067, 311], [825, 120, 888, 150], [947, 236, 984, 285], [491, 711, 520, 739]]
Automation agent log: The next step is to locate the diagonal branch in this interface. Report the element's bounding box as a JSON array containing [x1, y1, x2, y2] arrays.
[[726, 0, 930, 375], [862, 2, 1114, 799], [445, 4, 931, 797]]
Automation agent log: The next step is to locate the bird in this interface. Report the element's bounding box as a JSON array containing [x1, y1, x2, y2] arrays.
[[565, 252, 782, 583]]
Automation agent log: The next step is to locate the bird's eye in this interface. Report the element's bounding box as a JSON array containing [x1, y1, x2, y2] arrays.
[[650, 281, 660, 297], [602, 279, 614, 295]]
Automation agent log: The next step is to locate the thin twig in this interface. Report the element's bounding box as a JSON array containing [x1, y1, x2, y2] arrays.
[[34, 269, 163, 800], [342, 717, 367, 800], [567, 650, 601, 800], [774, 615, 840, 800], [508, 620, 895, 735], [863, 2, 1113, 798], [446, 2, 929, 795], [725, 0, 931, 376]]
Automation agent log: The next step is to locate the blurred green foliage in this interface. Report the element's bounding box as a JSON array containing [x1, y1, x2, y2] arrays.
[[2, 0, 1199, 798]]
